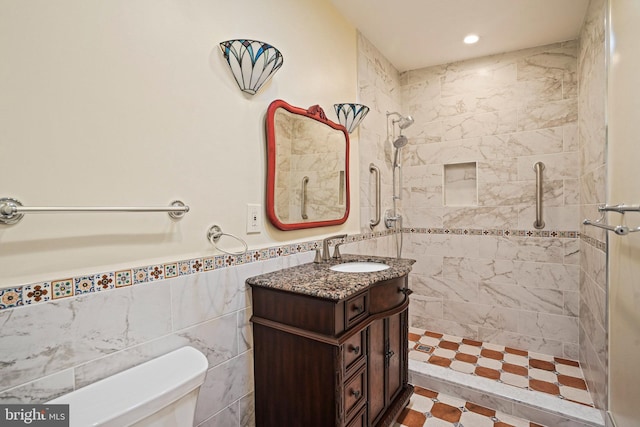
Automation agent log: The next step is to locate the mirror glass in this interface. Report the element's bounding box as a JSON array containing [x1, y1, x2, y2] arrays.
[[266, 99, 350, 230]]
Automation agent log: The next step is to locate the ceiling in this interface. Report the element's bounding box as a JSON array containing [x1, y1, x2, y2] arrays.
[[329, 0, 590, 72]]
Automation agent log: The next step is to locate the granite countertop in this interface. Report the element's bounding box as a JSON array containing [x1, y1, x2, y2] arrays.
[[246, 254, 416, 301]]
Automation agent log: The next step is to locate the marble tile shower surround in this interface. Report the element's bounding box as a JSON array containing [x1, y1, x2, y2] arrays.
[[368, 41, 584, 365], [577, 0, 607, 413]]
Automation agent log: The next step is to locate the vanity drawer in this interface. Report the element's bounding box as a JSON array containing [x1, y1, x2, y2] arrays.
[[343, 364, 367, 418], [344, 293, 368, 328], [343, 330, 366, 374], [369, 276, 410, 314]]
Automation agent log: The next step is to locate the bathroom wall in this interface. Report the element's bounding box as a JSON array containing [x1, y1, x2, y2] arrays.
[[0, 0, 357, 425], [578, 0, 608, 412], [394, 42, 581, 359], [0, 0, 359, 288]]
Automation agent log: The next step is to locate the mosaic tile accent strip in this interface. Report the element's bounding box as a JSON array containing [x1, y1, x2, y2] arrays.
[[580, 233, 606, 252], [408, 328, 594, 407], [396, 385, 547, 427], [0, 228, 579, 313]]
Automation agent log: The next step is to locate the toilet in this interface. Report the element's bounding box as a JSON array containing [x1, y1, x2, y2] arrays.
[[48, 346, 208, 427]]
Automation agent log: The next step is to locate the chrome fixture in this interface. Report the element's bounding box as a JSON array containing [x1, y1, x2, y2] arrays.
[[207, 224, 248, 255], [584, 204, 640, 235], [0, 197, 189, 225], [321, 234, 347, 262], [533, 162, 545, 229], [219, 39, 284, 95], [385, 111, 415, 258], [334, 103, 370, 133]]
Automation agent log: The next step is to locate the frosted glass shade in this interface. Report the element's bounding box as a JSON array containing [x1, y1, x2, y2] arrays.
[[334, 103, 370, 133], [219, 39, 284, 95]]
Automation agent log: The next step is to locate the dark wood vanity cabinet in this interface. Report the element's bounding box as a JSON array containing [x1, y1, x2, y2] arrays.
[[250, 275, 413, 427]]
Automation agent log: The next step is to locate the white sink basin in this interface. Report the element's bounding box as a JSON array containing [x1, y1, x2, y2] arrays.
[[330, 261, 390, 273]]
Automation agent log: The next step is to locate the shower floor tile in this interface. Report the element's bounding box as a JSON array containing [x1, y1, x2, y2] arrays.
[[394, 386, 546, 427], [408, 328, 594, 407]]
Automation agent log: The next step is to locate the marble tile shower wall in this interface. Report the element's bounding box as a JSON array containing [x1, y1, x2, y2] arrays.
[[577, 0, 607, 412], [357, 32, 403, 233], [395, 42, 582, 359]]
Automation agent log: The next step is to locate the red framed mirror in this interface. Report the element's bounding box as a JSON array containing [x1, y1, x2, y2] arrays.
[[265, 99, 350, 230]]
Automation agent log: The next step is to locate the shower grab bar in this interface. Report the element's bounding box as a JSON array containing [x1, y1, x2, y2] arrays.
[[369, 163, 381, 229], [301, 176, 309, 220], [583, 204, 640, 235], [533, 162, 545, 229], [0, 197, 189, 225]]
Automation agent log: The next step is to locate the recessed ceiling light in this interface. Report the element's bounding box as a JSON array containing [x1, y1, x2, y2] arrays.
[[464, 34, 479, 44]]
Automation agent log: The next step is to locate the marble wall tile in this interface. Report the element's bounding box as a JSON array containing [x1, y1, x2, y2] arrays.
[[170, 264, 254, 331], [478, 328, 564, 357], [477, 159, 519, 183], [403, 206, 444, 228], [564, 238, 581, 265], [409, 295, 443, 320], [580, 164, 606, 205], [402, 254, 442, 277], [409, 137, 482, 166], [479, 236, 564, 263], [563, 124, 579, 152], [0, 369, 73, 403], [406, 234, 481, 258], [74, 333, 188, 389], [518, 205, 581, 231], [409, 274, 478, 303], [0, 281, 172, 392], [579, 300, 607, 366], [581, 241, 606, 290], [564, 291, 580, 317], [443, 207, 519, 229], [478, 282, 564, 315], [411, 315, 479, 340], [479, 127, 564, 158], [580, 271, 606, 331], [517, 41, 578, 80], [516, 153, 579, 181], [240, 392, 256, 427], [510, 262, 579, 291], [478, 179, 563, 208], [517, 99, 578, 132], [564, 179, 580, 205], [197, 402, 239, 427], [441, 61, 517, 98], [517, 312, 579, 343], [194, 351, 254, 425], [443, 257, 514, 284], [238, 308, 253, 354], [443, 300, 519, 332], [443, 109, 517, 141]]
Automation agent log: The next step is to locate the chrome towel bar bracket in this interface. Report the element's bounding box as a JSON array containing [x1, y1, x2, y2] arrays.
[[583, 203, 640, 235], [0, 197, 189, 225]]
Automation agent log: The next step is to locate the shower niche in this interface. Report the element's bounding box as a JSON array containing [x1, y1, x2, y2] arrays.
[[443, 162, 477, 206]]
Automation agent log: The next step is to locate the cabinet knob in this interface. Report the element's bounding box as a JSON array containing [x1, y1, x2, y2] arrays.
[[351, 389, 361, 399], [385, 349, 395, 360], [349, 345, 360, 355], [353, 304, 364, 312]]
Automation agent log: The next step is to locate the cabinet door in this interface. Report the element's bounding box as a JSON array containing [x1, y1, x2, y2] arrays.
[[387, 311, 403, 401], [368, 318, 385, 423]]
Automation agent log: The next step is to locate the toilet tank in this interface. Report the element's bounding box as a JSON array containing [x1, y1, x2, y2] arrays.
[[48, 346, 208, 427]]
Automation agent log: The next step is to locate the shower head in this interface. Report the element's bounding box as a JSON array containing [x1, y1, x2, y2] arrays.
[[397, 115, 414, 130], [387, 112, 415, 130], [393, 135, 408, 148]]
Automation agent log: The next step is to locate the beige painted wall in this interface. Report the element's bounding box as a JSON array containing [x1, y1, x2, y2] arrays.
[[0, 0, 359, 288], [607, 0, 640, 425]]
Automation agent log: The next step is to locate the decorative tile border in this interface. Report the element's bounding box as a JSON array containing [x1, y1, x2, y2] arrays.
[[0, 228, 579, 312], [580, 233, 606, 252]]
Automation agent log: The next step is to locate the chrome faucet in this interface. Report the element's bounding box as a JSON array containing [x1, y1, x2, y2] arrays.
[[321, 234, 347, 262]]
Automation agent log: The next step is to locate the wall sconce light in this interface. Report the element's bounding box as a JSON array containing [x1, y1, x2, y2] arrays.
[[334, 103, 370, 133], [219, 39, 284, 95]]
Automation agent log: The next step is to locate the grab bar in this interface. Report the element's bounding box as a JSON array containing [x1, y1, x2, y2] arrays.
[[301, 176, 309, 220], [533, 162, 545, 229], [369, 163, 381, 229], [0, 197, 189, 225]]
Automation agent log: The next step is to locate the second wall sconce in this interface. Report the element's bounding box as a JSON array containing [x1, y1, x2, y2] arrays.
[[334, 103, 370, 133], [219, 39, 284, 95]]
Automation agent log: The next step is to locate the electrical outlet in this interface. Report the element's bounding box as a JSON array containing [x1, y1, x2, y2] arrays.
[[246, 204, 261, 234]]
